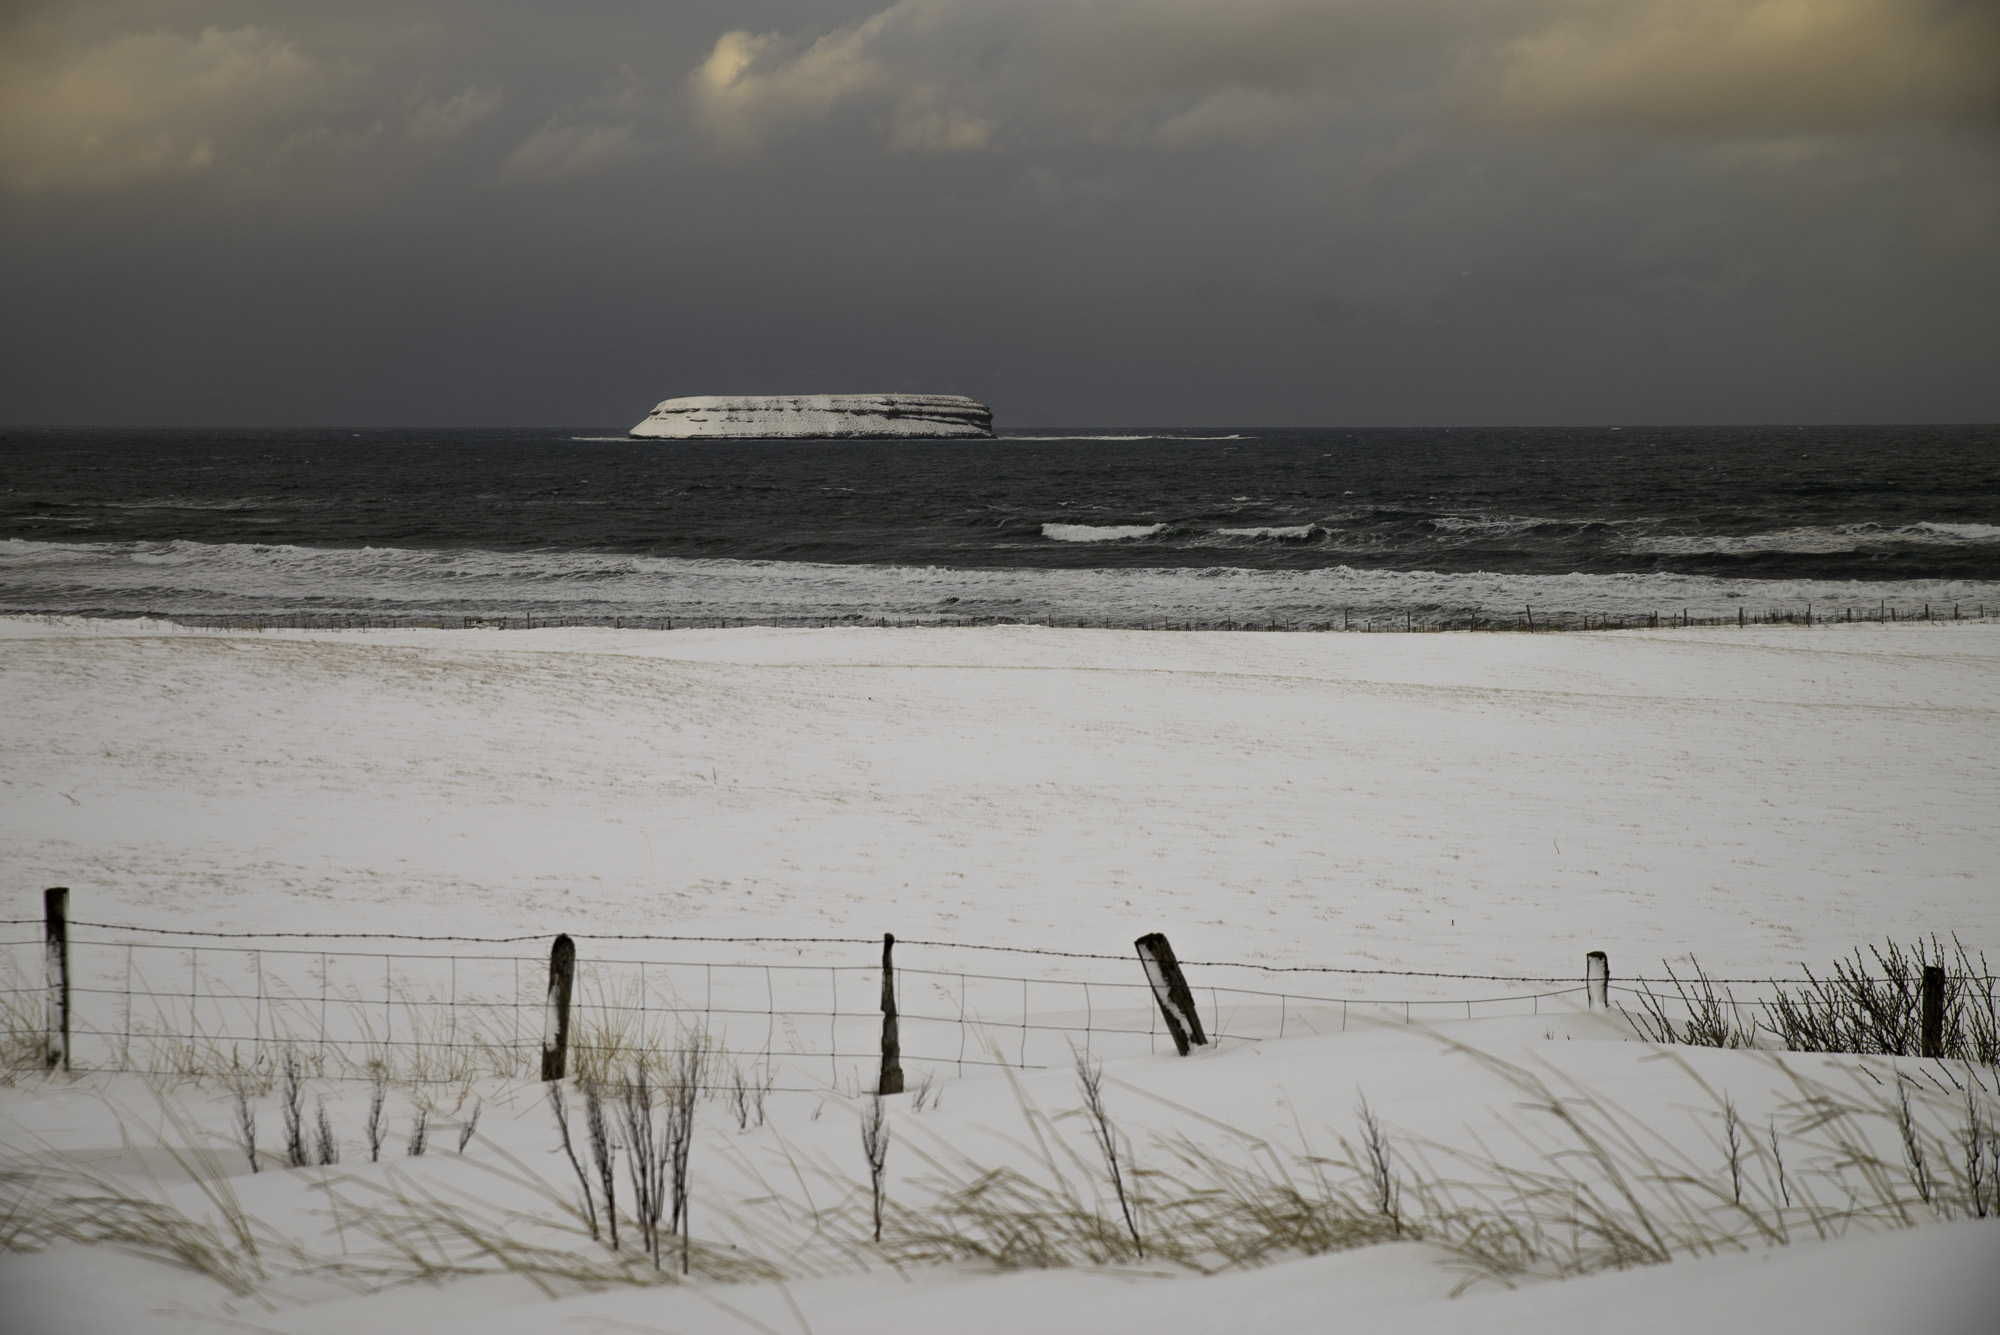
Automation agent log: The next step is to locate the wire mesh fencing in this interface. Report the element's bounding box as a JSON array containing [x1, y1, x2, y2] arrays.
[[0, 925, 1598, 1091]]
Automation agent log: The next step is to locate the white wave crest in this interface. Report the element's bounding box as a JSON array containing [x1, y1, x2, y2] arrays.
[[4, 539, 1997, 626], [1631, 523, 2000, 556], [1428, 515, 1568, 537], [1911, 522, 2000, 541], [1214, 525, 1317, 540], [1041, 523, 1167, 542]]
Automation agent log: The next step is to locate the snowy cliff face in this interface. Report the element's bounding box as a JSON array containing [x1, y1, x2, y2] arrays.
[[629, 393, 993, 439]]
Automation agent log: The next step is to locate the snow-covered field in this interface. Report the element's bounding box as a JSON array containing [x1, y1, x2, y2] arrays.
[[1, 617, 1996, 1331]]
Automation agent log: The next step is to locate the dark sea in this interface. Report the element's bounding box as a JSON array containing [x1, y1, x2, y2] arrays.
[[3, 424, 1997, 628]]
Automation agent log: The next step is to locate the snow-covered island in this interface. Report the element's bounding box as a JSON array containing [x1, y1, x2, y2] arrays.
[[629, 393, 993, 439]]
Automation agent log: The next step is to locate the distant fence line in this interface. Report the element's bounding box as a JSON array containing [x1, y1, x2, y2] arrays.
[[17, 600, 1998, 636], [11, 898, 1988, 1091]]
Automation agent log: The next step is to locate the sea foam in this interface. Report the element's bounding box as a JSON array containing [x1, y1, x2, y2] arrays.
[[5, 539, 1998, 629], [1041, 523, 1168, 542]]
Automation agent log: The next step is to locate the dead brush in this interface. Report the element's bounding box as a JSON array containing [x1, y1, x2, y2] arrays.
[[9, 1031, 2000, 1304], [564, 970, 703, 1092], [304, 1148, 788, 1293], [1628, 958, 1759, 1048], [728, 1060, 775, 1130], [664, 1037, 704, 1273], [1762, 936, 1999, 1062], [735, 1034, 2000, 1287], [0, 954, 45, 1079], [1073, 1048, 1141, 1255]]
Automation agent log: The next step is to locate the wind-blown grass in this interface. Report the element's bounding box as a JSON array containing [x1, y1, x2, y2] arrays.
[[3, 1031, 1995, 1304]]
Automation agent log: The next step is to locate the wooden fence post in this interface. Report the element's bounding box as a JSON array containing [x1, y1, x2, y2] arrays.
[[1585, 950, 1609, 1011], [45, 887, 69, 1072], [1920, 965, 1944, 1058], [541, 934, 575, 1081], [1135, 933, 1208, 1056], [878, 933, 904, 1095]]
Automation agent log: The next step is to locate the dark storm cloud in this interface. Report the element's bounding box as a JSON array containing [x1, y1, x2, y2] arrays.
[[2, 0, 1996, 425]]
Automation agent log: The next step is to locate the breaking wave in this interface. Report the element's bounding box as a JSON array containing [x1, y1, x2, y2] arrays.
[[4, 539, 1996, 628], [1628, 523, 2000, 557], [1041, 523, 1168, 542], [1212, 525, 1319, 541]]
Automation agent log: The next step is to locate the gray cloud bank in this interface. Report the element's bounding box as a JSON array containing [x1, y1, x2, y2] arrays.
[[2, 0, 1995, 425]]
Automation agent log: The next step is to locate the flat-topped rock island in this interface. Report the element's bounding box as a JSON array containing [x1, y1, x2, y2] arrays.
[[629, 393, 993, 439]]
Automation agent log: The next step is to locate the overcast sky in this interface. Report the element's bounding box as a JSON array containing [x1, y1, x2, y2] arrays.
[[2, 0, 1996, 427]]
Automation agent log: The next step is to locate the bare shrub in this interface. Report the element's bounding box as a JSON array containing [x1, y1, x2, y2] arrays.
[[231, 1081, 258, 1173], [1723, 1096, 1744, 1204], [665, 1038, 703, 1274], [860, 1093, 889, 1243], [1629, 958, 1757, 1048], [313, 1100, 338, 1165], [1764, 936, 1998, 1061], [1963, 1088, 1990, 1219], [365, 1076, 387, 1163], [407, 1108, 428, 1158], [584, 1081, 618, 1250], [546, 1083, 598, 1241], [619, 1064, 666, 1267], [1074, 1048, 1141, 1256], [728, 1065, 750, 1131], [1356, 1093, 1401, 1236], [280, 1051, 308, 1168], [1898, 1082, 1933, 1210]]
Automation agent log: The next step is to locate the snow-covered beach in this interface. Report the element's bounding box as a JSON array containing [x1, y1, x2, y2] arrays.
[[5, 616, 1994, 967], [2, 617, 1996, 1332]]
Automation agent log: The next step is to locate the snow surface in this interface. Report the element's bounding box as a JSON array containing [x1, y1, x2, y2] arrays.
[[2, 617, 1992, 974], [629, 394, 993, 439], [2, 618, 1997, 1331]]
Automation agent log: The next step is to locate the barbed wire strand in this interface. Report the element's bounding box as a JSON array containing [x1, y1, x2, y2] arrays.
[[2, 917, 1985, 986]]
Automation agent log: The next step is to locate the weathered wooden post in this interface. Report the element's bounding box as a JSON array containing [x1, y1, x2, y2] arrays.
[[1920, 965, 1945, 1059], [45, 887, 69, 1072], [878, 933, 904, 1095], [1585, 951, 1609, 1011], [541, 934, 576, 1081], [1135, 933, 1208, 1056]]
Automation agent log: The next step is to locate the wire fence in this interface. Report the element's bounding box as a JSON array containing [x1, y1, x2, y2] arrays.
[[35, 599, 1999, 636], [1, 923, 1596, 1090], [10, 917, 1988, 1089]]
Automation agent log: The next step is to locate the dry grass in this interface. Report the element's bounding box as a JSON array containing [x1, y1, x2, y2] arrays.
[[0, 1092, 285, 1298], [726, 1036, 2000, 1290], [4, 1026, 1996, 1307]]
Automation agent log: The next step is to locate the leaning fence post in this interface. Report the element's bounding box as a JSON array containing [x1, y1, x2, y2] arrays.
[[1920, 965, 1944, 1058], [878, 933, 904, 1095], [1135, 933, 1208, 1055], [1586, 951, 1609, 1011], [45, 887, 69, 1072], [541, 934, 575, 1081]]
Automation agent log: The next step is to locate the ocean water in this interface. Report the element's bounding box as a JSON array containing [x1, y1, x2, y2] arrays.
[[3, 424, 1997, 627]]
